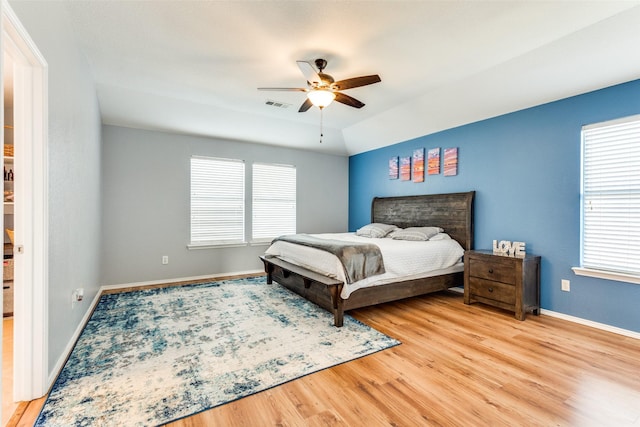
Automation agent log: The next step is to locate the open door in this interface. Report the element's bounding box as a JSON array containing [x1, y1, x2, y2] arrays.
[[1, 0, 49, 403]]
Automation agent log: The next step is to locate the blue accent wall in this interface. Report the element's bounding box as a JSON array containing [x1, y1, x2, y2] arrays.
[[349, 79, 640, 332]]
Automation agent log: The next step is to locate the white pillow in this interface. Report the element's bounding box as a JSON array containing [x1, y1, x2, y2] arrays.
[[355, 223, 398, 238], [429, 232, 452, 241], [389, 226, 443, 241]]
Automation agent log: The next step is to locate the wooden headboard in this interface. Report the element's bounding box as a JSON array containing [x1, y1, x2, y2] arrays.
[[371, 191, 475, 250]]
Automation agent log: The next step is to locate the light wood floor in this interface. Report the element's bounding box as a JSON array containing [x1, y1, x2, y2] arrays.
[[2, 317, 14, 427], [3, 317, 31, 427], [12, 288, 640, 426]]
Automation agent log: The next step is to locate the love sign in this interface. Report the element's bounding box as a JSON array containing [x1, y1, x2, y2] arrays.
[[493, 240, 526, 257]]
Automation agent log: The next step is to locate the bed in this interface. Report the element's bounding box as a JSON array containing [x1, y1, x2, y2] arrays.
[[260, 191, 475, 326]]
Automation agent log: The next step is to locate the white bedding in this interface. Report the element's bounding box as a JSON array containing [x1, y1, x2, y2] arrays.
[[264, 232, 465, 298]]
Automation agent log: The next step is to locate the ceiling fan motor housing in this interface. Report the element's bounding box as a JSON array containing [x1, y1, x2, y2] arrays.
[[317, 73, 334, 86]]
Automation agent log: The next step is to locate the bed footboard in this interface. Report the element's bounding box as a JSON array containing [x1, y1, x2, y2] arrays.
[[260, 255, 346, 327]]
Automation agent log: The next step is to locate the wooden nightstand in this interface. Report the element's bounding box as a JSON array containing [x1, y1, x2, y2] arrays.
[[464, 250, 540, 320]]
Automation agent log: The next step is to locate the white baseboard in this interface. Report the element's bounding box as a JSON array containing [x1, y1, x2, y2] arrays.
[[449, 286, 639, 340], [47, 270, 265, 391], [540, 309, 640, 340], [99, 269, 264, 293]]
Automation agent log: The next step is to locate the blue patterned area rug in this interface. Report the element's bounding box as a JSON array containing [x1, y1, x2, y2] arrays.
[[36, 276, 400, 426]]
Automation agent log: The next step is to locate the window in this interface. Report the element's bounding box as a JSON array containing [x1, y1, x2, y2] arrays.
[[252, 163, 296, 242], [190, 156, 245, 246], [577, 114, 640, 282]]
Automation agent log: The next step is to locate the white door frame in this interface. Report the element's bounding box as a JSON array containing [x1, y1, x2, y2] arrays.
[[1, 0, 49, 400]]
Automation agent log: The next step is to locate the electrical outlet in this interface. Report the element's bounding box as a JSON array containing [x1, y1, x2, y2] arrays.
[[162, 255, 169, 265], [561, 279, 570, 292], [71, 288, 84, 308]]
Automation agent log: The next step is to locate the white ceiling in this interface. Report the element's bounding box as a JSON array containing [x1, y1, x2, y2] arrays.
[[54, 1, 640, 156]]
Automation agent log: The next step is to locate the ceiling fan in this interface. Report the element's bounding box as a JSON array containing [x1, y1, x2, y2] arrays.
[[258, 58, 381, 112]]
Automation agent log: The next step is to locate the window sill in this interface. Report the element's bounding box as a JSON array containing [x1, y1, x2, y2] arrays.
[[572, 267, 640, 285], [187, 242, 247, 250], [249, 241, 272, 247]]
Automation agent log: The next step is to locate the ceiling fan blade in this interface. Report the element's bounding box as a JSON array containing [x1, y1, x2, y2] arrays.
[[332, 75, 381, 91], [334, 92, 365, 109], [257, 87, 307, 92], [298, 98, 313, 112], [296, 61, 321, 85]]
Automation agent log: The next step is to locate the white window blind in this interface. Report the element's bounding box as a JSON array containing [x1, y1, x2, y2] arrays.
[[252, 163, 296, 241], [190, 156, 245, 245], [581, 114, 640, 276]]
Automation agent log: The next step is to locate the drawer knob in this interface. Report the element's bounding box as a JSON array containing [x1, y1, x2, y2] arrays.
[[488, 268, 494, 274], [488, 287, 494, 292]]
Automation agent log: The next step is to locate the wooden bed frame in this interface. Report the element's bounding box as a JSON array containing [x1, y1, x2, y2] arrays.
[[260, 191, 475, 326]]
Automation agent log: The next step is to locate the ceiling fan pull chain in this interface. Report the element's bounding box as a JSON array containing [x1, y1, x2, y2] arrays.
[[319, 107, 324, 144]]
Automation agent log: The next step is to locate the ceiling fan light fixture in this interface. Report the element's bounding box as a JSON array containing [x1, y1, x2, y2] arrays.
[[307, 89, 335, 108]]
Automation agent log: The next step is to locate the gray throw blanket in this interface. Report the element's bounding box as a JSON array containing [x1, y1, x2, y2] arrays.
[[272, 234, 385, 284]]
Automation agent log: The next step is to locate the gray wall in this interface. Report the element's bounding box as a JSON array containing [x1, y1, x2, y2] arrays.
[[100, 125, 349, 286], [11, 2, 103, 373]]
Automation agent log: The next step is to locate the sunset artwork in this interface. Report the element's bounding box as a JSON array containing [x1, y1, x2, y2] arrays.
[[444, 147, 458, 176], [412, 148, 424, 183], [427, 148, 440, 175], [400, 156, 411, 181], [389, 156, 399, 179]]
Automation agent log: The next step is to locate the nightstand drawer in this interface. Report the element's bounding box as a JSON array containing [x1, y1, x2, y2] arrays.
[[469, 258, 515, 284], [468, 277, 515, 305]]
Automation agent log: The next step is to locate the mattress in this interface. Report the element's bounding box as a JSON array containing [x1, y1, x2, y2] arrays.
[[264, 232, 465, 298]]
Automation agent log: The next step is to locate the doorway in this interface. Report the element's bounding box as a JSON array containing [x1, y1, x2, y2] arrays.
[[1, 0, 49, 420], [2, 46, 17, 425]]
